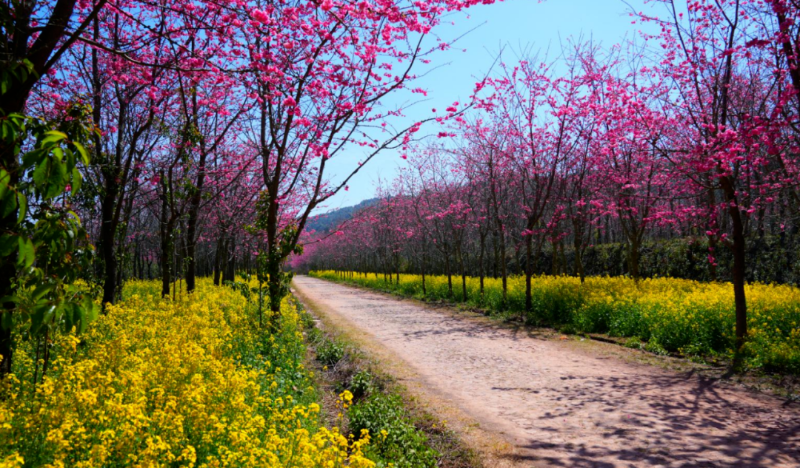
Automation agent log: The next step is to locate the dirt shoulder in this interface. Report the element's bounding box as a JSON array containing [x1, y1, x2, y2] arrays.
[[292, 275, 800, 468]]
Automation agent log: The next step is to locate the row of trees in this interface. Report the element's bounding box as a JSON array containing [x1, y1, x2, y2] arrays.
[[293, 0, 800, 353], [0, 0, 491, 376]]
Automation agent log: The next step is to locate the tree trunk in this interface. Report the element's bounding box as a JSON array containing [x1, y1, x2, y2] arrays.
[[213, 236, 225, 286], [524, 231, 533, 318], [573, 224, 585, 284], [223, 238, 235, 283], [458, 246, 467, 302], [99, 178, 119, 308], [499, 231, 508, 304], [0, 167, 17, 377], [722, 177, 748, 352], [185, 217, 199, 292], [160, 218, 174, 298], [628, 237, 641, 282], [445, 254, 453, 297], [421, 252, 427, 296], [479, 234, 486, 296], [185, 151, 208, 293]]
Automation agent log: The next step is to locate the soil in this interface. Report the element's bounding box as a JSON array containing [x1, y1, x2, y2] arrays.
[[291, 275, 800, 468]]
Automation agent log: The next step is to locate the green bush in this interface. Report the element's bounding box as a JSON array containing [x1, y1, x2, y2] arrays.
[[348, 393, 438, 468], [316, 339, 345, 366], [349, 370, 376, 400]]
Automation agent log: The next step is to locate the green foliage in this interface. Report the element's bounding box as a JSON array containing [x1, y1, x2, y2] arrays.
[[224, 280, 251, 301], [534, 236, 800, 286], [245, 191, 304, 327], [0, 59, 35, 96], [644, 339, 670, 356], [624, 336, 643, 349], [1, 63, 100, 359], [348, 393, 439, 468], [349, 369, 376, 400], [297, 308, 316, 330], [316, 339, 345, 367], [305, 326, 324, 345]]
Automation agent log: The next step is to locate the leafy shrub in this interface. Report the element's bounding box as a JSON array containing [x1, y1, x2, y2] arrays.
[[349, 370, 376, 400], [348, 393, 438, 468], [644, 339, 669, 356], [317, 339, 345, 366], [306, 326, 324, 345], [624, 336, 643, 349], [298, 309, 317, 330]]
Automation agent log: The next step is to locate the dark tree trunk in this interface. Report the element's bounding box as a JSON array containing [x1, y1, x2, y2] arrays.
[[721, 177, 748, 352], [160, 223, 173, 298], [479, 234, 486, 296], [628, 237, 641, 282], [185, 219, 199, 292], [457, 246, 467, 302], [223, 238, 235, 283], [573, 222, 586, 284], [445, 254, 453, 297], [213, 236, 225, 286], [499, 229, 508, 304], [159, 183, 175, 298], [421, 252, 427, 296], [524, 230, 533, 317], [99, 180, 119, 308], [185, 150, 208, 293], [0, 159, 18, 377]]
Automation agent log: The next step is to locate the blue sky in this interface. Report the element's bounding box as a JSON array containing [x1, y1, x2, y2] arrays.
[[320, 0, 655, 213]]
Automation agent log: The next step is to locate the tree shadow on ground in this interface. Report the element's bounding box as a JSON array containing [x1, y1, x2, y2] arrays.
[[497, 369, 800, 467]]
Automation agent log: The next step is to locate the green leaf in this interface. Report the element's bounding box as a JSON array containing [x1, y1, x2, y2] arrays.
[[0, 190, 16, 219], [0, 170, 15, 219], [45, 156, 67, 199], [64, 146, 75, 168], [16, 192, 27, 224], [73, 141, 90, 165], [1, 310, 13, 330], [0, 296, 17, 306], [21, 148, 44, 170], [78, 296, 99, 333], [52, 146, 64, 162], [30, 304, 56, 335], [0, 235, 16, 257], [71, 167, 82, 194], [17, 236, 34, 268], [41, 130, 67, 146], [0, 169, 9, 196], [31, 283, 54, 301], [0, 121, 11, 141], [32, 157, 50, 188]]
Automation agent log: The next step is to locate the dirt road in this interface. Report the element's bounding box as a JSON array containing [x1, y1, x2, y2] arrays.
[[292, 275, 800, 468]]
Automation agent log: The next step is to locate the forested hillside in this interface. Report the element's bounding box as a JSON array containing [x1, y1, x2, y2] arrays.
[[306, 198, 380, 234]]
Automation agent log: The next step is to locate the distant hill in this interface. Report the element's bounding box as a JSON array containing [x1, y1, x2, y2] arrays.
[[305, 198, 379, 234]]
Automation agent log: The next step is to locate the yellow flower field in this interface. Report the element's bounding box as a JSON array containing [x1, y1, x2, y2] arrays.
[[0, 279, 373, 468], [311, 271, 800, 373]]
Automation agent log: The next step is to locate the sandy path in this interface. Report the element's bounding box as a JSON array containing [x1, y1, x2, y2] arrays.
[[292, 276, 800, 468]]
